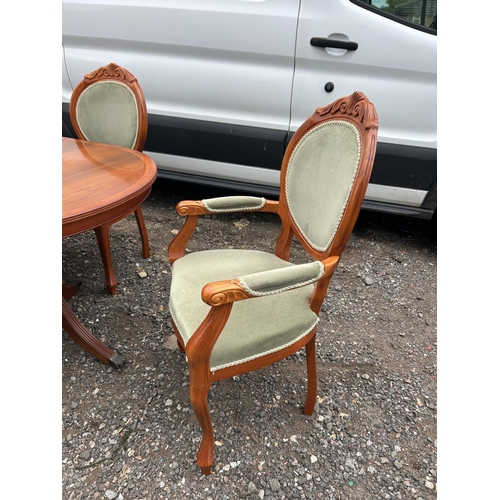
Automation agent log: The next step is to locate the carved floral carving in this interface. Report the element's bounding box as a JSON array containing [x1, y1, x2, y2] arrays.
[[84, 62, 137, 84], [177, 201, 208, 216], [316, 91, 378, 130], [204, 280, 250, 306]]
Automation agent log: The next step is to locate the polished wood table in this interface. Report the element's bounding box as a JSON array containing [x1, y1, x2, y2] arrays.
[[63, 137, 157, 366]]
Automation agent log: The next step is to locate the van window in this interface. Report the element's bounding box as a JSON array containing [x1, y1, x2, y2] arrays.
[[351, 0, 437, 33]]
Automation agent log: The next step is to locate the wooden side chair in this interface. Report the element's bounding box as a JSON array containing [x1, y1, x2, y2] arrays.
[[167, 91, 379, 474], [69, 62, 149, 294]]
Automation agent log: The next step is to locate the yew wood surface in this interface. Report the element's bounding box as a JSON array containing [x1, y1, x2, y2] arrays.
[[62, 137, 157, 237], [62, 137, 157, 366]]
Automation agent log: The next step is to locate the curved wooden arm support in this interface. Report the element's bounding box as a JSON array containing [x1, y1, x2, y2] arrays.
[[321, 255, 341, 276], [309, 256, 340, 314], [259, 199, 280, 214], [186, 303, 234, 365], [168, 199, 281, 264], [168, 214, 199, 264]]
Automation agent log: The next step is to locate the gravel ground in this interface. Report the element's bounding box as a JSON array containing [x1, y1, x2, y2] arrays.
[[62, 178, 437, 500]]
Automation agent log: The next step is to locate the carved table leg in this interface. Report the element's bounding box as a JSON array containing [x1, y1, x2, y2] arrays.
[[94, 224, 117, 295], [62, 297, 124, 367]]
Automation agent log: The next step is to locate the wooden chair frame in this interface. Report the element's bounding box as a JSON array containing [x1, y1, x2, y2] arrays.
[[167, 91, 379, 474], [69, 62, 150, 294]]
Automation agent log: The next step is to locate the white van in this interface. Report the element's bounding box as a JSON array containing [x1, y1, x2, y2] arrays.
[[62, 0, 437, 219]]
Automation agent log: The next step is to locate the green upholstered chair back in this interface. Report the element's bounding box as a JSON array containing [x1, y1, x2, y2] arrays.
[[69, 63, 148, 152], [277, 92, 379, 261], [285, 120, 361, 252]]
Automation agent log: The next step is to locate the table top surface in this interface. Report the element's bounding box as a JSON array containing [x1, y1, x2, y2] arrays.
[[62, 137, 157, 228]]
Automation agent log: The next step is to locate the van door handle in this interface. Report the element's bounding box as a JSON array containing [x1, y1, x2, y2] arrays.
[[310, 37, 358, 51]]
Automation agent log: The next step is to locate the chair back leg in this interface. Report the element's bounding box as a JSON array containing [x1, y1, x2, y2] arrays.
[[134, 206, 150, 258], [94, 224, 118, 294]]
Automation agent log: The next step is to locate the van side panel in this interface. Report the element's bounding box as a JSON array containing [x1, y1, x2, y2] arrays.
[[62, 0, 300, 130]]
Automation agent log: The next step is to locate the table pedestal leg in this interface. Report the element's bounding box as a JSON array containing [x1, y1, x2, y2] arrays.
[[62, 294, 124, 368], [94, 224, 117, 295], [63, 282, 81, 300]]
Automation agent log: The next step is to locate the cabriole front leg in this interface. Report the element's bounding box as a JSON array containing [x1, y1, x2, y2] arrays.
[[184, 303, 234, 474], [189, 373, 214, 475]]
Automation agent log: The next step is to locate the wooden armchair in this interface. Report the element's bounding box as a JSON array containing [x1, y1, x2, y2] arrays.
[[167, 91, 379, 474], [69, 62, 149, 294]]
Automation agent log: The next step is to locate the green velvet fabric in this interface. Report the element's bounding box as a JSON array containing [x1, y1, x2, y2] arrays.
[[169, 249, 319, 372], [75, 81, 139, 149], [203, 196, 265, 212], [285, 121, 361, 252], [238, 261, 323, 295]]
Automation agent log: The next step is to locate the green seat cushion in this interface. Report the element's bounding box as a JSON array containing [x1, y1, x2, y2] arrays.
[[169, 249, 319, 372]]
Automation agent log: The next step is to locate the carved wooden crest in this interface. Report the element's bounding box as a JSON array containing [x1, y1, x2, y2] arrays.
[[316, 91, 378, 130], [84, 62, 137, 84]]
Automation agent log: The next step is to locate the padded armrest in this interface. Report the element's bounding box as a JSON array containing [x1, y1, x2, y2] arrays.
[[175, 197, 278, 217], [202, 196, 266, 213], [238, 261, 324, 296], [201, 261, 325, 306], [170, 197, 280, 264]]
